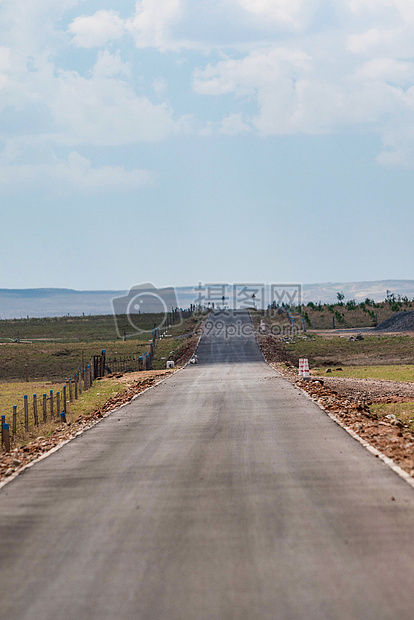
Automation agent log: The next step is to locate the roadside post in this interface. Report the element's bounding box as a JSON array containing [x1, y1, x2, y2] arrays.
[[24, 395, 29, 431], [33, 394, 38, 426], [12, 406, 17, 437], [3, 424, 10, 452]]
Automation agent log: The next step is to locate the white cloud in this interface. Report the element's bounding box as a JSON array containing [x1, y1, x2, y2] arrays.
[[4, 0, 414, 170], [0, 47, 11, 72], [194, 49, 324, 134], [347, 28, 399, 54], [193, 44, 413, 136], [194, 49, 311, 97], [354, 58, 414, 85], [126, 0, 183, 50], [68, 1, 189, 51], [50, 63, 177, 145], [220, 113, 251, 135], [69, 10, 125, 48], [348, 0, 414, 23], [92, 50, 131, 78], [0, 151, 154, 190], [236, 0, 319, 29], [348, 0, 393, 12]]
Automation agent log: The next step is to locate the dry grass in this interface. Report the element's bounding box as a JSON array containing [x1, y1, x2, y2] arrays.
[[371, 402, 414, 429], [0, 375, 152, 446], [312, 364, 414, 382]]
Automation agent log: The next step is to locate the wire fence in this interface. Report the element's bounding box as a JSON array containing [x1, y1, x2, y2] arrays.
[[1, 334, 160, 452]]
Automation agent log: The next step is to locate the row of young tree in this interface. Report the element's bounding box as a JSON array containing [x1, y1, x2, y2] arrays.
[[306, 291, 413, 313], [265, 291, 414, 329], [297, 292, 413, 328]]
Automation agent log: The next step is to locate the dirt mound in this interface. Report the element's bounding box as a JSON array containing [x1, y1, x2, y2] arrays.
[[375, 311, 414, 332]]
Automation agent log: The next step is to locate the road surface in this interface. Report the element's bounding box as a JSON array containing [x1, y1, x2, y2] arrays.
[[2, 311, 414, 619]]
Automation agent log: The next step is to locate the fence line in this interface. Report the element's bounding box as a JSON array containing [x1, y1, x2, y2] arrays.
[[1, 313, 185, 452], [1, 341, 154, 451], [1, 360, 96, 452]]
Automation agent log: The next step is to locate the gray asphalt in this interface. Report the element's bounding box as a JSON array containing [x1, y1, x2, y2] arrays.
[[2, 311, 414, 619]]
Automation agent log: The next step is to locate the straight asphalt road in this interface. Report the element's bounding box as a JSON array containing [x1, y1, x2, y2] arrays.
[[2, 311, 414, 619]]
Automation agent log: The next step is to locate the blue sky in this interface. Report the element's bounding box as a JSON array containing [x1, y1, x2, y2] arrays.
[[1, 0, 414, 290]]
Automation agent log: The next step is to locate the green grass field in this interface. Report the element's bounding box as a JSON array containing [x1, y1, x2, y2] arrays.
[[0, 313, 178, 342], [312, 364, 414, 382]]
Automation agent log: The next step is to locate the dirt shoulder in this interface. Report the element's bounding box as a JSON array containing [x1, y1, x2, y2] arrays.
[[315, 375, 414, 404]]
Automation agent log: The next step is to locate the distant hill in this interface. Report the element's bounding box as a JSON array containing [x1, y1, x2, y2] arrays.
[[0, 280, 413, 319]]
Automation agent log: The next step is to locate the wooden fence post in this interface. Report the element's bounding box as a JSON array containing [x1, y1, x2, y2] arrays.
[[75, 374, 78, 400], [50, 389, 54, 418], [69, 379, 73, 402], [88, 365, 92, 388], [3, 424, 10, 452], [12, 406, 17, 437], [43, 394, 47, 422], [92, 357, 97, 381], [100, 350, 106, 377], [63, 385, 67, 414], [78, 367, 82, 395], [83, 369, 87, 390], [56, 392, 60, 416], [1, 415, 5, 446], [25, 364, 29, 382], [24, 395, 29, 431], [33, 394, 38, 426]]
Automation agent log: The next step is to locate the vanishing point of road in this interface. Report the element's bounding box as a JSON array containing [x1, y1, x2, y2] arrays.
[[2, 311, 414, 619]]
